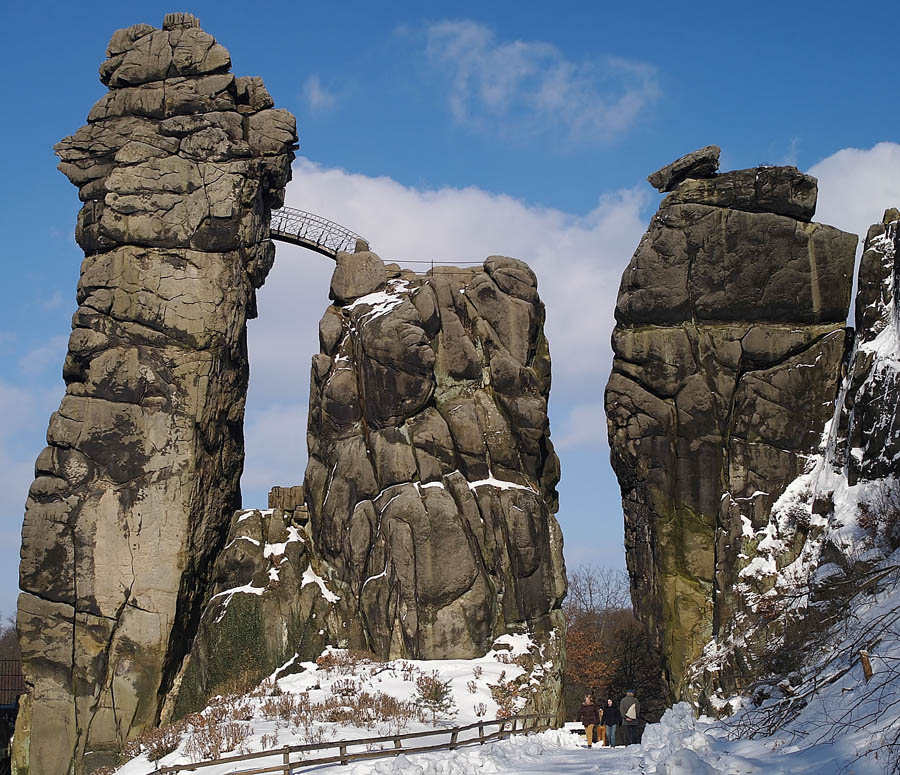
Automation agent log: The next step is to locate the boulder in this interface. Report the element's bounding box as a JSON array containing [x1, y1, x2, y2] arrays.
[[647, 144, 720, 192], [661, 165, 818, 220], [329, 249, 387, 302]]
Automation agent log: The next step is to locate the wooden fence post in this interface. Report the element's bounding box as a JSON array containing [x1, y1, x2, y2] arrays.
[[339, 743, 348, 765], [450, 729, 459, 750], [478, 721, 485, 743], [283, 746, 291, 775], [860, 650, 874, 682]]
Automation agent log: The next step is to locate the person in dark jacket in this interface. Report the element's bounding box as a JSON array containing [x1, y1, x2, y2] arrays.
[[577, 694, 601, 748], [603, 697, 621, 746], [620, 689, 641, 745]]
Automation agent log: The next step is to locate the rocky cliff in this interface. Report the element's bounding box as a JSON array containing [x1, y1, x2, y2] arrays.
[[13, 14, 296, 774], [605, 146, 859, 700], [675, 208, 900, 710], [173, 249, 567, 720]]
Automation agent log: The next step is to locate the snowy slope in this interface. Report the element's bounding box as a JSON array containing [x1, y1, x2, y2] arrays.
[[113, 558, 900, 775], [114, 634, 555, 774]]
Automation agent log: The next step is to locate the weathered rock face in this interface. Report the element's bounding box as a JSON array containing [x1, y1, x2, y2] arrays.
[[13, 14, 295, 774], [313, 252, 566, 711], [169, 251, 567, 720], [605, 149, 857, 699], [679, 209, 900, 709], [166, 497, 338, 721]]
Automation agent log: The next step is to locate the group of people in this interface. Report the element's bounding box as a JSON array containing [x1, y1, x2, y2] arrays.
[[576, 690, 640, 748]]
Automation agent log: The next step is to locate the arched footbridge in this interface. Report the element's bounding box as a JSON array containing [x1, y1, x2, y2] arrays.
[[270, 206, 367, 259], [269, 206, 482, 273]]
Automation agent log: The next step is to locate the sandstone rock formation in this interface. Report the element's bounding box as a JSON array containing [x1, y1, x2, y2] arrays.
[[14, 14, 295, 774], [647, 144, 721, 192], [605, 148, 858, 699], [306, 254, 565, 669], [166, 496, 337, 721], [679, 208, 900, 709], [174, 251, 567, 719]]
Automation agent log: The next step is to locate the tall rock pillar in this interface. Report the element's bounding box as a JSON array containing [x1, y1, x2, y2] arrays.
[[605, 147, 857, 699], [13, 14, 296, 774], [306, 252, 567, 707]]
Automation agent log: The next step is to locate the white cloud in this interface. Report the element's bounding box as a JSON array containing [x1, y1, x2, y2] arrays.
[[422, 20, 659, 144], [18, 334, 67, 376], [808, 142, 900, 243], [302, 74, 338, 114], [241, 157, 650, 507], [553, 402, 608, 451], [41, 290, 65, 311]]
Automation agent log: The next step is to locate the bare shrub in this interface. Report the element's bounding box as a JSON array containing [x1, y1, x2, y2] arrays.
[[488, 670, 519, 718], [415, 670, 456, 723], [261, 693, 299, 722], [331, 678, 358, 698], [315, 648, 381, 675], [184, 717, 250, 761], [221, 722, 250, 753], [119, 736, 143, 760], [261, 731, 279, 750], [299, 726, 327, 746], [466, 679, 478, 694], [400, 661, 418, 682], [131, 720, 185, 761], [472, 665, 483, 680], [858, 481, 900, 549]]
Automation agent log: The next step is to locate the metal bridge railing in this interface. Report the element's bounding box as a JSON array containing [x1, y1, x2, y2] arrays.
[[270, 207, 367, 259]]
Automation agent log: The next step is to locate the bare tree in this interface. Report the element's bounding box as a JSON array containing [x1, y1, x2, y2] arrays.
[[0, 617, 18, 661], [563, 564, 666, 723]]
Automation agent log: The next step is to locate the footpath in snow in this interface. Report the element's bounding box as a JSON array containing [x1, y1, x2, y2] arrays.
[[304, 703, 894, 775], [116, 551, 900, 775]]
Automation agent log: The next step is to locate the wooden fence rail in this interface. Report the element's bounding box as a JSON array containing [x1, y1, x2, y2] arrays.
[[157, 713, 556, 774]]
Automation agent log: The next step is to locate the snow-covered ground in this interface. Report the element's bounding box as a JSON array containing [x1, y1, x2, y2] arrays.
[[114, 553, 900, 775]]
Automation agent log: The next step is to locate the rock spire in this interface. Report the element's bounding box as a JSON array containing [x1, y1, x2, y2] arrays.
[[606, 148, 857, 699], [14, 14, 296, 773]]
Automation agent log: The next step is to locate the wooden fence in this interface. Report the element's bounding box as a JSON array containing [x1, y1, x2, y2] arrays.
[[157, 713, 556, 774]]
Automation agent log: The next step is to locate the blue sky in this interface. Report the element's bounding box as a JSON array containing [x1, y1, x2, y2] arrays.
[[2, 0, 900, 619]]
